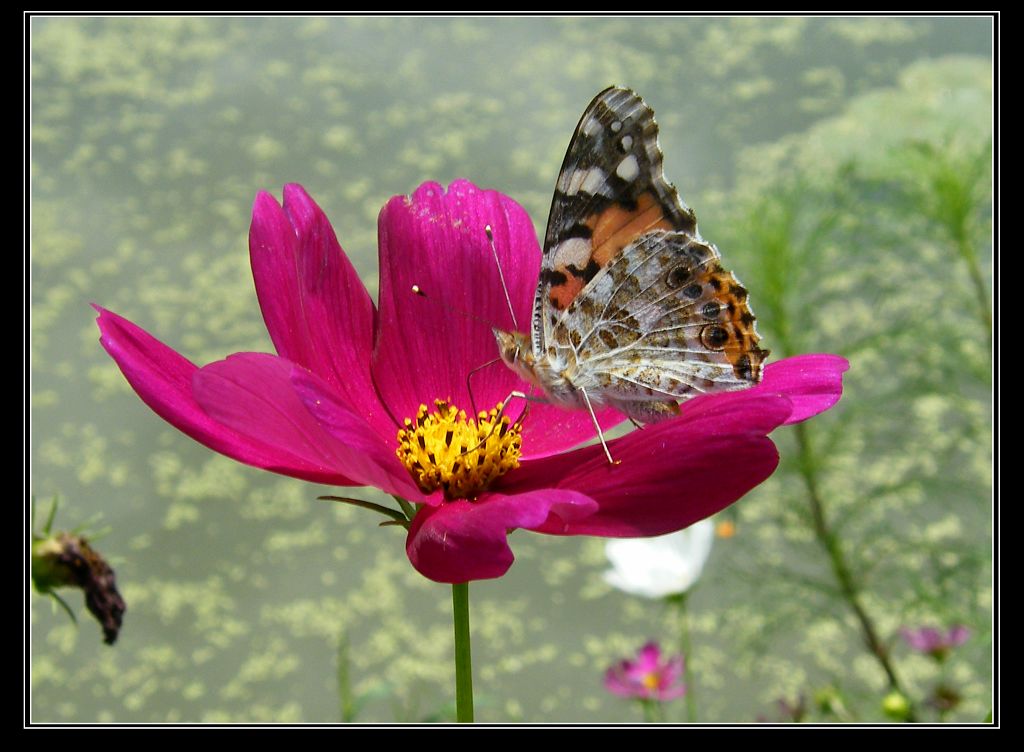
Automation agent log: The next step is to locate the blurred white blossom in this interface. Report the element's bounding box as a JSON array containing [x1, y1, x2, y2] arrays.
[[603, 519, 715, 599]]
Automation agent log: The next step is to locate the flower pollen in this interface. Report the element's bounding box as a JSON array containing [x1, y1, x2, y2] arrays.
[[396, 399, 522, 499]]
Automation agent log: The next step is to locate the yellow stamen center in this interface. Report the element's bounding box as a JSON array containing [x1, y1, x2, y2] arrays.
[[642, 673, 660, 691], [396, 399, 523, 500]]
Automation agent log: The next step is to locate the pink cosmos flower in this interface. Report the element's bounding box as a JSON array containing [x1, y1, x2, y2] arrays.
[[95, 180, 848, 584], [900, 625, 971, 660], [604, 641, 686, 701]]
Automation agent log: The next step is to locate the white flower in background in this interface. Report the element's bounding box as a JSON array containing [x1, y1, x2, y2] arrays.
[[603, 519, 715, 599]]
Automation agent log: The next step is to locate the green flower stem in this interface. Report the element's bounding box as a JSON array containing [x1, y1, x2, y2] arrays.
[[452, 582, 474, 723], [675, 595, 697, 723], [640, 698, 663, 723], [794, 421, 916, 722], [337, 632, 356, 722]]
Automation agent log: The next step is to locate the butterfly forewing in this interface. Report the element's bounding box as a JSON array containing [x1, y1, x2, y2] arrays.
[[505, 86, 768, 427], [535, 87, 699, 355]]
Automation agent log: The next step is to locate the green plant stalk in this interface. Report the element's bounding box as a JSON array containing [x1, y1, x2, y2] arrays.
[[956, 234, 992, 345], [640, 698, 663, 723], [452, 582, 474, 723], [793, 421, 916, 722], [338, 632, 356, 722], [760, 196, 918, 720], [930, 143, 991, 346], [676, 595, 697, 723]]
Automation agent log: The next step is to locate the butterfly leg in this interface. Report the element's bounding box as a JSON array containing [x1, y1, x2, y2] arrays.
[[497, 390, 536, 425], [457, 390, 535, 459], [580, 387, 618, 465], [491, 390, 545, 424]]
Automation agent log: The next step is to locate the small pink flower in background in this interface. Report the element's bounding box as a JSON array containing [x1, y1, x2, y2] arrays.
[[604, 641, 686, 702], [900, 625, 971, 661], [96, 180, 848, 585]]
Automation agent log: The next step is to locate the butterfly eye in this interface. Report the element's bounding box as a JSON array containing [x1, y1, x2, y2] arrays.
[[500, 342, 520, 365]]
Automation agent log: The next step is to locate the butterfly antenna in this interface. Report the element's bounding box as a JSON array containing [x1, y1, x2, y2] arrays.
[[485, 224, 519, 330], [409, 284, 509, 416], [410, 225, 518, 331], [410, 284, 495, 329]]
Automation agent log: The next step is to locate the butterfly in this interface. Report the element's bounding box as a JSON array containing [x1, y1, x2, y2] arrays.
[[493, 87, 768, 462]]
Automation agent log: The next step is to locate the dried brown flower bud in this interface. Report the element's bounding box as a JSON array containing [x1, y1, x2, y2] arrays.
[[32, 533, 125, 645]]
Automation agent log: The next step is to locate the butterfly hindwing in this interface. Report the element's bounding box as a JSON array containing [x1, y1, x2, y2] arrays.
[[550, 230, 767, 417]]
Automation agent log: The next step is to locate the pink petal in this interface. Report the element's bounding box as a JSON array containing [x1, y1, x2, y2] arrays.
[[656, 683, 687, 702], [372, 181, 534, 418], [900, 628, 925, 651], [659, 655, 685, 688], [672, 354, 848, 427], [287, 365, 425, 501], [249, 186, 392, 438], [635, 641, 663, 672], [603, 664, 638, 698], [94, 306, 353, 486], [371, 180, 624, 456], [753, 354, 849, 425], [948, 625, 971, 647], [505, 393, 792, 537], [193, 353, 421, 500], [518, 403, 626, 461], [405, 489, 598, 583]]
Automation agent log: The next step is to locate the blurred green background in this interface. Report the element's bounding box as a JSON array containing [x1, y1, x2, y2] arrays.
[[31, 16, 992, 723]]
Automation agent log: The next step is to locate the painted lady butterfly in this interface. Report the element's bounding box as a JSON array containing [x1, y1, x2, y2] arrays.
[[493, 87, 768, 461]]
